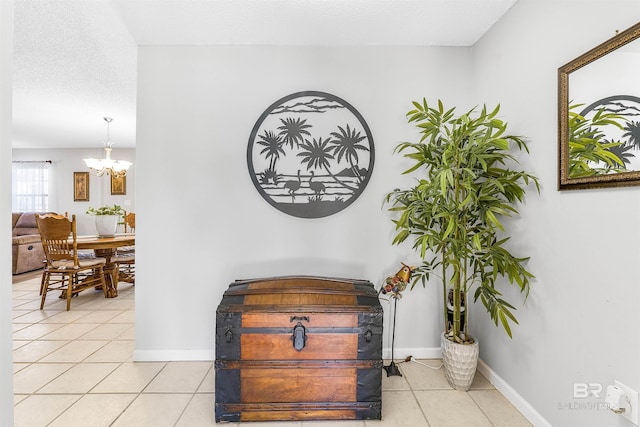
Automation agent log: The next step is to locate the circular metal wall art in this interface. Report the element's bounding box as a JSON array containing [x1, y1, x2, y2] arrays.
[[579, 95, 640, 171], [247, 91, 375, 218]]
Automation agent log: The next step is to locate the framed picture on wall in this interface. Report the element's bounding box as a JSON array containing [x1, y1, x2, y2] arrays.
[[73, 172, 90, 201], [110, 174, 126, 195]]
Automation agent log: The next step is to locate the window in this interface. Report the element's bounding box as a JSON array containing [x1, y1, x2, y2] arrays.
[[12, 161, 50, 212]]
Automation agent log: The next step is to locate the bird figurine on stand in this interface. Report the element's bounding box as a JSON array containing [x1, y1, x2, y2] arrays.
[[381, 263, 414, 299], [379, 263, 415, 376]]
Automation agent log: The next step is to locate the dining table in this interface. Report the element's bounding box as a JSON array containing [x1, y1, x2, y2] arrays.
[[75, 233, 135, 298]]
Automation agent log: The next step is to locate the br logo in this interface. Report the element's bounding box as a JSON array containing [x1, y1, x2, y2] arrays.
[[573, 383, 603, 398]]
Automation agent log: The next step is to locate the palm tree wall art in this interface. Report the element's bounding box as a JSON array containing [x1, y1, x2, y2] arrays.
[[247, 91, 375, 218], [570, 95, 640, 177]]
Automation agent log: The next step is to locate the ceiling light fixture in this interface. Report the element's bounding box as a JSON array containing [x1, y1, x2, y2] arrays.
[[83, 117, 132, 178]]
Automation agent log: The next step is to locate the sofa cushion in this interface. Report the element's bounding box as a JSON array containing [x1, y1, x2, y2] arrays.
[[13, 228, 39, 237], [13, 212, 51, 237], [12, 213, 22, 228], [15, 212, 38, 228], [12, 234, 42, 245], [12, 212, 48, 275]]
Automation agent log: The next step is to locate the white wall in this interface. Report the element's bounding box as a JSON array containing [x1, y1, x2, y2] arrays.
[[12, 148, 135, 235], [135, 6, 640, 427], [471, 1, 640, 426], [134, 46, 473, 359], [0, 1, 14, 425], [5, 2, 638, 426]]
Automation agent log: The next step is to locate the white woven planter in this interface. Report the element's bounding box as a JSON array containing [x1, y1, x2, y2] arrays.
[[441, 332, 479, 391], [95, 215, 118, 237]]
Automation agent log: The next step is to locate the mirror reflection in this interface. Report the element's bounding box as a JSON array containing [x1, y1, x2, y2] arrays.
[[558, 22, 640, 190]]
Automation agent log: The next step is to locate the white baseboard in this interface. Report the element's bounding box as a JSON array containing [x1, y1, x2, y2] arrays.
[[383, 346, 441, 360], [477, 359, 551, 427], [132, 349, 215, 362]]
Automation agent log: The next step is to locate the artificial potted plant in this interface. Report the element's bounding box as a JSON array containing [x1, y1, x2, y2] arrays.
[[385, 99, 540, 390], [86, 204, 124, 237]]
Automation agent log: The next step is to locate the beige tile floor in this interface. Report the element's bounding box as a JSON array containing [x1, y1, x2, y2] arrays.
[[12, 271, 532, 427]]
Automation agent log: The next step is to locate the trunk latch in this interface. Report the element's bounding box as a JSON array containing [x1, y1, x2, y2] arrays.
[[291, 322, 307, 351]]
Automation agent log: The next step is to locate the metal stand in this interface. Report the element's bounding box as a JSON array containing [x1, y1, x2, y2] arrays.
[[383, 297, 402, 377]]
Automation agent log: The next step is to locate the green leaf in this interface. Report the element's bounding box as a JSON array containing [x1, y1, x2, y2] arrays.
[[384, 98, 539, 339]]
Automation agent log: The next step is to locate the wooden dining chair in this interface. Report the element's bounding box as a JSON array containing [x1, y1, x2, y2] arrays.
[[39, 211, 72, 296], [36, 213, 108, 311], [123, 211, 135, 233], [116, 211, 135, 284]]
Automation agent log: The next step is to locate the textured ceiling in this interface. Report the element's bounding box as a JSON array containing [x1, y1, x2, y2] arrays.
[[13, 0, 137, 149], [12, 0, 518, 149], [114, 0, 518, 47]]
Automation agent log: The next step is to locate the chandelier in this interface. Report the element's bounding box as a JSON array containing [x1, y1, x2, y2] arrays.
[[83, 117, 132, 178]]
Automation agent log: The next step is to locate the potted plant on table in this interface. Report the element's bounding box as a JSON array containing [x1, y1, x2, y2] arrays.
[[86, 204, 124, 237], [384, 99, 540, 390]]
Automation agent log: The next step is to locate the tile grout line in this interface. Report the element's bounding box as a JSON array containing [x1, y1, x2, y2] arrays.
[[467, 390, 497, 427], [171, 363, 215, 425], [399, 360, 434, 426], [12, 275, 139, 426], [43, 394, 85, 427], [172, 392, 197, 427], [109, 360, 172, 427]]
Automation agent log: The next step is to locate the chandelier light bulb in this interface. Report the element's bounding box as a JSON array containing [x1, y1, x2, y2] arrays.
[[83, 117, 132, 178]]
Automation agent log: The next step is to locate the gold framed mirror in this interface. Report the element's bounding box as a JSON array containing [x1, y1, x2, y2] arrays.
[[558, 22, 640, 190]]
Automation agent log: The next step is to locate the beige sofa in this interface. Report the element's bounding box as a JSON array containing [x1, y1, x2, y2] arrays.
[[12, 212, 47, 275]]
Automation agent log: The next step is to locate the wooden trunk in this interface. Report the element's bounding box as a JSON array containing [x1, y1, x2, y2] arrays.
[[215, 276, 383, 423]]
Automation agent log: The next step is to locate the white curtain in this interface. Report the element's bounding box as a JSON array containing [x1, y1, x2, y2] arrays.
[[12, 161, 50, 212]]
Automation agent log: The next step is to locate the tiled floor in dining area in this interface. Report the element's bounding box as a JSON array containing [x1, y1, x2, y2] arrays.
[[12, 271, 532, 427]]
